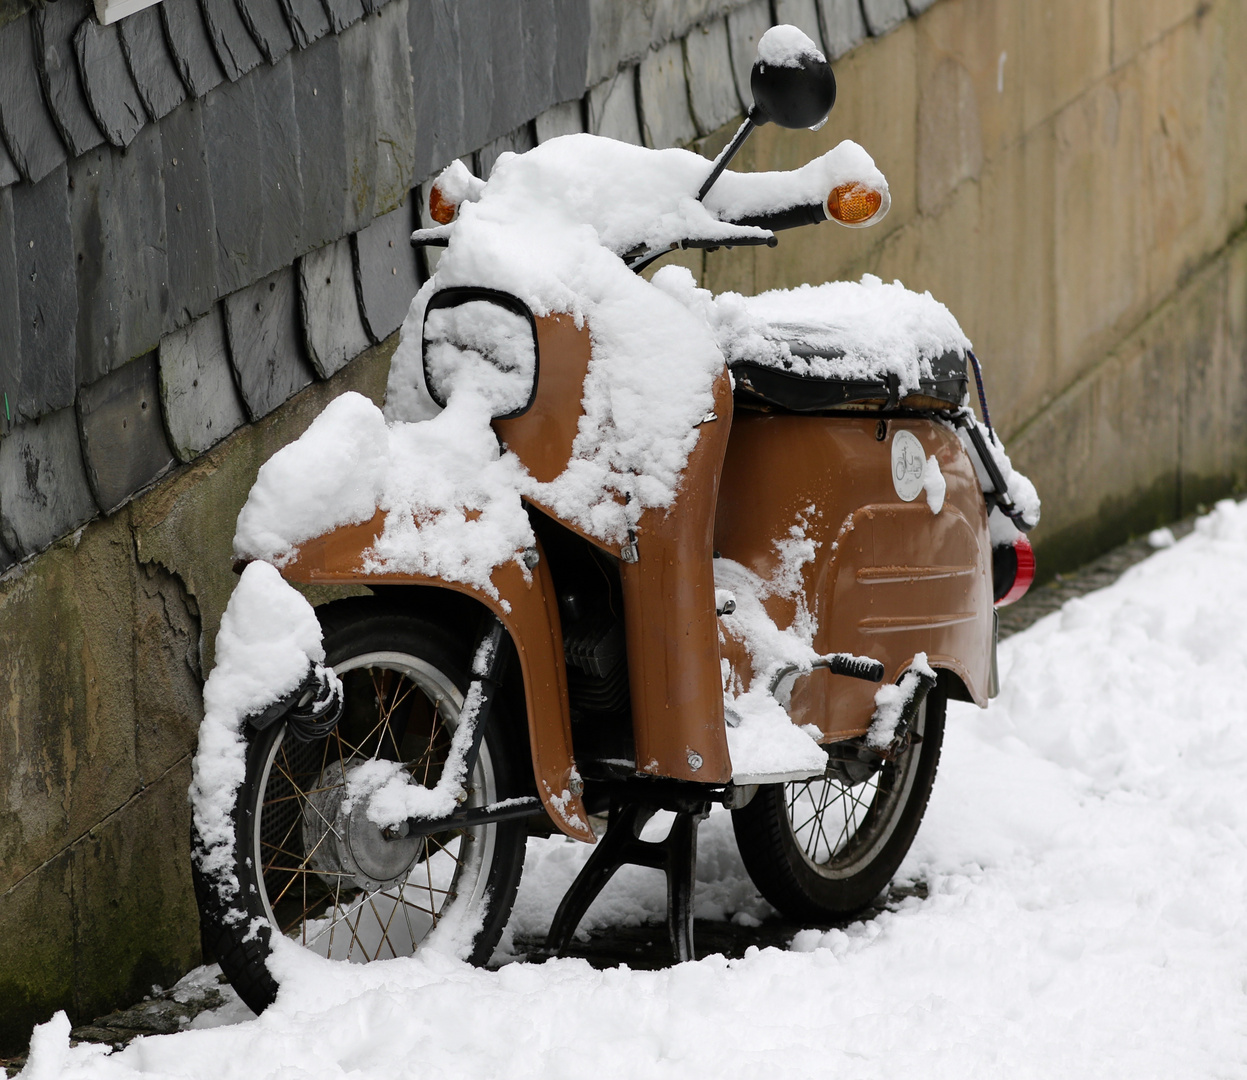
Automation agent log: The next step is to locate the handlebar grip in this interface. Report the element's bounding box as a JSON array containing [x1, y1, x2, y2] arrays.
[[824, 653, 886, 683], [729, 203, 827, 233]]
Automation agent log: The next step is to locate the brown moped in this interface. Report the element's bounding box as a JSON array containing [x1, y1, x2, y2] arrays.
[[193, 26, 1037, 1012]]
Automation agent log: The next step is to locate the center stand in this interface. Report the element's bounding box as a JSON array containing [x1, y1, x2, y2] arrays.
[[546, 793, 713, 963]]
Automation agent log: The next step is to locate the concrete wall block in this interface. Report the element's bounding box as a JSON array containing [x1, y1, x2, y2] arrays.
[[253, 56, 304, 276], [74, 18, 148, 149], [199, 0, 264, 81], [158, 305, 247, 461], [587, 65, 641, 144], [336, 14, 379, 230], [279, 0, 329, 50], [353, 193, 421, 344], [477, 121, 536, 182], [0, 848, 75, 1052], [685, 17, 741, 136], [860, 0, 907, 37], [773, 0, 825, 54], [67, 766, 202, 1030], [365, 0, 416, 216], [552, 0, 591, 104], [0, 406, 97, 557], [33, 0, 106, 157], [161, 98, 218, 329], [299, 238, 370, 379], [118, 6, 188, 121], [291, 33, 347, 253], [159, 0, 226, 99], [408, 0, 464, 182], [133, 562, 203, 780], [1111, 0, 1206, 69], [535, 98, 585, 143], [1020, 0, 1110, 132], [235, 0, 294, 64], [916, 54, 982, 215], [71, 128, 169, 387], [223, 267, 315, 420], [11, 163, 76, 421], [726, 0, 770, 112], [319, 0, 363, 34], [1053, 73, 1147, 388], [0, 13, 69, 184], [76, 351, 176, 514], [818, 0, 867, 60]]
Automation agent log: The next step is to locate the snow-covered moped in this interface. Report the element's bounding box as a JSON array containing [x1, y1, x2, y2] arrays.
[[190, 25, 1039, 1012]]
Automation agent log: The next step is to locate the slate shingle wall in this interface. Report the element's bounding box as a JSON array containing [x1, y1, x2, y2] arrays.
[[0, 0, 927, 567]]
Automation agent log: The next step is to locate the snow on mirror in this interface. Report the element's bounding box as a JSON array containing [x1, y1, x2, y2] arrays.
[[422, 297, 537, 418]]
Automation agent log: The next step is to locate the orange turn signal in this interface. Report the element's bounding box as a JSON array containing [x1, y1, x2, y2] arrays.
[[429, 183, 457, 225], [827, 182, 883, 225]]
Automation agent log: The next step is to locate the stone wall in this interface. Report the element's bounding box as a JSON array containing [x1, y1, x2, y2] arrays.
[[1, 0, 1242, 1051]]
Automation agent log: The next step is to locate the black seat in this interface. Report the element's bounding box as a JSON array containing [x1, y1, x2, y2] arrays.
[[730, 347, 968, 413]]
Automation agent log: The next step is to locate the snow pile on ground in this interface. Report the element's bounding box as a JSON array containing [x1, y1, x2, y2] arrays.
[[27, 497, 1247, 1078], [188, 563, 331, 900]]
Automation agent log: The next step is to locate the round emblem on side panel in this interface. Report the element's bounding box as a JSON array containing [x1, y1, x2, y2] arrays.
[[890, 429, 925, 502]]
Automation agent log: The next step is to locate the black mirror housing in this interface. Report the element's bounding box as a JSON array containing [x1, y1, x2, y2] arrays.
[[749, 31, 836, 129]]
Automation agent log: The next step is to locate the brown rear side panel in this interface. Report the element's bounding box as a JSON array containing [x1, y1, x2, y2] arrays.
[[715, 413, 993, 742]]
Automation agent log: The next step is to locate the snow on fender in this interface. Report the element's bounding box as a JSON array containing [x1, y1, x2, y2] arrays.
[[189, 562, 331, 903]]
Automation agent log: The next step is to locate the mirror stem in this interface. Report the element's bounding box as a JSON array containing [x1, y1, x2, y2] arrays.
[[696, 111, 759, 202]]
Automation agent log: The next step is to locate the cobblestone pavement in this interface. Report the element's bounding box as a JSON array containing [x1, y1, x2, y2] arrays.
[[2, 520, 1197, 1073]]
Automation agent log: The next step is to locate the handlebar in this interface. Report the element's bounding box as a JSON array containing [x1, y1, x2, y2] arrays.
[[728, 202, 827, 233]]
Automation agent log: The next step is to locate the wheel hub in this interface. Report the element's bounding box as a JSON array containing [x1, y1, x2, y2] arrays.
[[302, 760, 425, 892]]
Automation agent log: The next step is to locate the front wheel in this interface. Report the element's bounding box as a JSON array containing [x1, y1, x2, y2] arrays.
[[194, 606, 528, 1014], [731, 684, 946, 922]]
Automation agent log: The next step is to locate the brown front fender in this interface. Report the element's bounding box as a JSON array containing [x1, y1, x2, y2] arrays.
[[279, 511, 593, 843]]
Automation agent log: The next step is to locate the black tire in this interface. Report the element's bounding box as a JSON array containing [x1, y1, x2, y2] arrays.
[[194, 607, 527, 1014], [731, 685, 946, 922]]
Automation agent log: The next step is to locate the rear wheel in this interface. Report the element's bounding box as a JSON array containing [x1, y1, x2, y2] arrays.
[[731, 686, 945, 921], [195, 608, 527, 1013]]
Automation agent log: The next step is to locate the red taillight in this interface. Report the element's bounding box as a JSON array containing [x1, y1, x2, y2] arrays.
[[995, 535, 1035, 607]]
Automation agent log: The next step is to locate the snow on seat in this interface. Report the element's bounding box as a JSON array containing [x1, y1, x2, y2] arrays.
[[652, 268, 972, 413]]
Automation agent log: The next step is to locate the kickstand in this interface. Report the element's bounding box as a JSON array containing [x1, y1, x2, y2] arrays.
[[546, 798, 711, 963]]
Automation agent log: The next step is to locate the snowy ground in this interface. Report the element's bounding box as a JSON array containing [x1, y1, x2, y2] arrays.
[[20, 498, 1247, 1079]]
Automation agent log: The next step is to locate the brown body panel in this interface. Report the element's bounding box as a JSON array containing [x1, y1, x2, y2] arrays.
[[622, 370, 735, 783], [280, 511, 593, 843], [715, 413, 993, 742]]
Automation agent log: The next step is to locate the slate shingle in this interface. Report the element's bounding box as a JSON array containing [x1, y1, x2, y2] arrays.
[[33, 0, 106, 157], [11, 163, 76, 421], [119, 6, 188, 120], [158, 305, 247, 461], [76, 350, 176, 514], [200, 0, 263, 81], [352, 193, 420, 345], [291, 34, 347, 252], [0, 14, 69, 184], [409, 0, 464, 181], [299, 238, 370, 379], [254, 55, 303, 275], [319, 0, 363, 36], [278, 0, 329, 51], [235, 0, 294, 64], [0, 137, 18, 187], [0, 186, 19, 434], [201, 74, 262, 295], [161, 99, 219, 329], [0, 406, 97, 558], [161, 0, 226, 99], [552, 0, 590, 105], [70, 127, 169, 386], [223, 266, 315, 419], [75, 18, 148, 148]]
